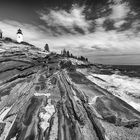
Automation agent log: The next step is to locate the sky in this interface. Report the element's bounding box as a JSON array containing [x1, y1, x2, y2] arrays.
[[0, 0, 140, 65]]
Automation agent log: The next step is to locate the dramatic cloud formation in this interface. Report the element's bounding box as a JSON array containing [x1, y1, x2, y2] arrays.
[[0, 0, 140, 64], [38, 5, 92, 34]]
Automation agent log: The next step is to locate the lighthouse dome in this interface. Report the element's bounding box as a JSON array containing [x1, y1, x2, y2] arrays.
[[17, 29, 23, 35]]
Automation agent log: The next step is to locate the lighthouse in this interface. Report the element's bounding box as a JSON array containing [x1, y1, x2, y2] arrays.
[[17, 29, 23, 43]]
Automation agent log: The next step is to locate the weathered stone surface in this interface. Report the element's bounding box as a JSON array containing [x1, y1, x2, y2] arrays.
[[0, 44, 140, 140]]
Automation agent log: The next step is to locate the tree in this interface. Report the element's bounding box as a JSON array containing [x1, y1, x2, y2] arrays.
[[44, 44, 50, 52], [66, 51, 70, 57], [70, 53, 73, 58], [79, 56, 87, 61], [62, 49, 66, 56], [86, 58, 88, 62]]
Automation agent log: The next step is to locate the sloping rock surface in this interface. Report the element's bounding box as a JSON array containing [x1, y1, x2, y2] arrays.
[[0, 43, 140, 140]]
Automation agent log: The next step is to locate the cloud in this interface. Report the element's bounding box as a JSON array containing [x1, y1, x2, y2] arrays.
[[96, 17, 106, 25], [95, 17, 106, 31], [131, 20, 140, 33], [114, 20, 126, 28], [95, 1, 131, 29], [107, 1, 130, 28], [38, 5, 91, 34], [91, 45, 110, 52], [109, 3, 130, 20]]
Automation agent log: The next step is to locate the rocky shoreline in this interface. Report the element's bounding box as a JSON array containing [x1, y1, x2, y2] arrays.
[[0, 45, 140, 140]]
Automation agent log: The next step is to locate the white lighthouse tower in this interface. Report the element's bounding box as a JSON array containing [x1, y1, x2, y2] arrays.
[[17, 29, 23, 43]]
